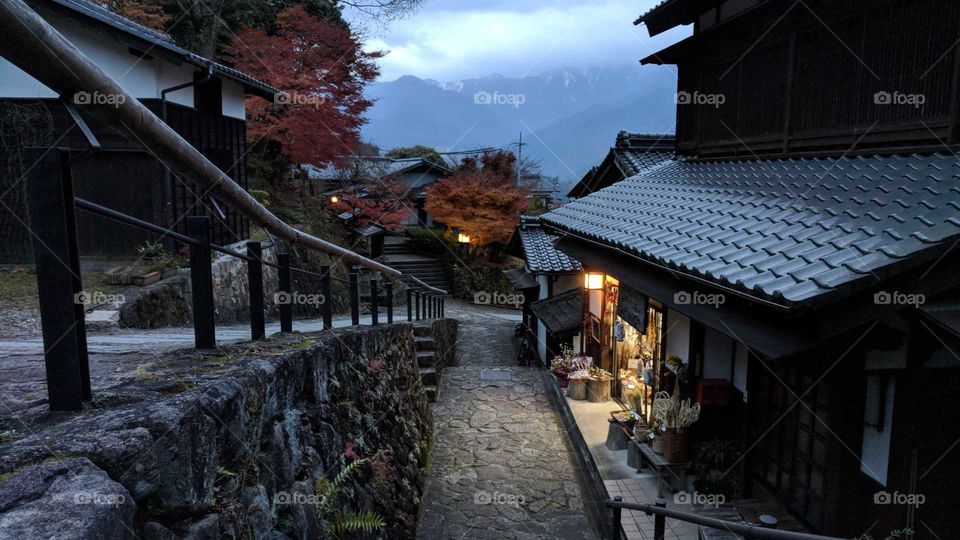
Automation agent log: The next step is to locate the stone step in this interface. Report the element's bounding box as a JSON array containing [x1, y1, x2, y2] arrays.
[[415, 336, 435, 351], [424, 385, 438, 403], [413, 325, 434, 337], [419, 366, 438, 386], [416, 350, 436, 367]]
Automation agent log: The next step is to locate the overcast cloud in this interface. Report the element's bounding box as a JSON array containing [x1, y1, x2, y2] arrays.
[[360, 0, 690, 82]]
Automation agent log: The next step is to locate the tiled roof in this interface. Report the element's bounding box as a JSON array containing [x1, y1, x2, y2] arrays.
[[502, 269, 540, 290], [615, 149, 675, 177], [543, 153, 960, 308], [42, 0, 280, 98], [517, 218, 582, 274], [529, 289, 582, 335], [303, 157, 451, 181]]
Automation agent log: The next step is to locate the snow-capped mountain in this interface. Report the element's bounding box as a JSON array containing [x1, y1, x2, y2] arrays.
[[361, 65, 676, 189]]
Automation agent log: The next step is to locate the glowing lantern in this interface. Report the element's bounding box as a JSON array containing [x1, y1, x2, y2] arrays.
[[584, 272, 604, 290]]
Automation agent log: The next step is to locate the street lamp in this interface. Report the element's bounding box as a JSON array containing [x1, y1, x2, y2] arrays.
[[455, 229, 471, 258], [584, 272, 604, 290], [329, 195, 339, 204]]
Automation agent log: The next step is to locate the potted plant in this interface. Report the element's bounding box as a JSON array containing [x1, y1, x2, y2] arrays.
[[566, 356, 592, 400], [693, 439, 741, 498], [587, 366, 614, 403], [550, 345, 576, 387], [652, 384, 701, 463]]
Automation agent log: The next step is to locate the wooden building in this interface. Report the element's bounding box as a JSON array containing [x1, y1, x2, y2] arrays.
[[539, 0, 960, 536], [303, 156, 453, 228], [0, 0, 280, 262], [567, 131, 675, 199]]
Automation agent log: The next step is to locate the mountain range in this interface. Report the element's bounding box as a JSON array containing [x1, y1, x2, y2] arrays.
[[360, 65, 677, 191]]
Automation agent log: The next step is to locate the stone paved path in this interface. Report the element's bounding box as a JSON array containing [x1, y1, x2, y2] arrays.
[[417, 301, 598, 539]]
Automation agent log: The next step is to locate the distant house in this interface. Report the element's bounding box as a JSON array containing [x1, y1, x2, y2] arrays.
[[567, 131, 674, 199], [0, 0, 280, 262], [506, 216, 583, 364], [303, 156, 452, 227]]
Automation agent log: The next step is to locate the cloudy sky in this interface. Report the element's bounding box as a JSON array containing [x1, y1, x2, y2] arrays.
[[359, 0, 690, 82]]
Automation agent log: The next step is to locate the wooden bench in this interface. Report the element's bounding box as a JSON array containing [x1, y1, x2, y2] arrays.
[[633, 440, 692, 497]]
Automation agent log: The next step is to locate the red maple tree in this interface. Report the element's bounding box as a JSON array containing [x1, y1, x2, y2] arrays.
[[424, 151, 529, 245], [331, 178, 411, 231], [226, 7, 382, 168]]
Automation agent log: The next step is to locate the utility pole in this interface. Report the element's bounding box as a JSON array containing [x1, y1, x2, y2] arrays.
[[514, 132, 527, 185]]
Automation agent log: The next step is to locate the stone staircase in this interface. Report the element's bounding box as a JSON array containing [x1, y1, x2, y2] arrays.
[[392, 259, 450, 293], [415, 325, 440, 402]]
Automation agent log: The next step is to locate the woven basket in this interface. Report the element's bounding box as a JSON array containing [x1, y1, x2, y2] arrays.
[[660, 428, 689, 463]]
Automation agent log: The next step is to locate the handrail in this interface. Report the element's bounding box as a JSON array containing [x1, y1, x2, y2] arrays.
[[606, 499, 843, 540], [76, 197, 443, 292], [0, 0, 399, 277], [406, 275, 447, 296]]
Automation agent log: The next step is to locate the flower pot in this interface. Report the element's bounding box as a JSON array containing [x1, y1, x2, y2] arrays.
[[587, 378, 612, 403], [660, 428, 689, 463], [555, 375, 569, 388], [652, 437, 663, 454], [566, 378, 588, 400]]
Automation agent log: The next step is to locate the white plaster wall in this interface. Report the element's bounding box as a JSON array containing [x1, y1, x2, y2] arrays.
[[733, 342, 748, 392], [537, 274, 548, 362], [221, 80, 247, 120], [860, 375, 895, 485], [665, 309, 690, 364], [0, 18, 247, 119]]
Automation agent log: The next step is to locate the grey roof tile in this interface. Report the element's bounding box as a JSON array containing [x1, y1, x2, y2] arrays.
[[516, 219, 582, 274], [543, 153, 960, 307]]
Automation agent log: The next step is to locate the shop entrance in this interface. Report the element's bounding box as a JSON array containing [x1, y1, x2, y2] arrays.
[[616, 302, 665, 420]]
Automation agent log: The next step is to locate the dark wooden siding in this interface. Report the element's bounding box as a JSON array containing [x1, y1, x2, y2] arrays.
[[146, 100, 250, 249], [674, 0, 960, 157], [0, 98, 250, 261]]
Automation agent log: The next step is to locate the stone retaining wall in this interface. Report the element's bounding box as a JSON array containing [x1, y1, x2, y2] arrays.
[[0, 321, 455, 539]]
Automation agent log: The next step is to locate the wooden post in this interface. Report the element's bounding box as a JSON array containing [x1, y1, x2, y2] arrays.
[[415, 291, 421, 321], [350, 268, 360, 326], [277, 253, 292, 333], [25, 148, 86, 411], [247, 241, 265, 340], [386, 280, 394, 324], [610, 496, 622, 540], [320, 265, 332, 330], [654, 497, 666, 540], [187, 216, 216, 349], [370, 275, 379, 326], [407, 288, 413, 321]]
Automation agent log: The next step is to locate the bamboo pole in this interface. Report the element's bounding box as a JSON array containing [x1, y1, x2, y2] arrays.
[[0, 0, 401, 277]]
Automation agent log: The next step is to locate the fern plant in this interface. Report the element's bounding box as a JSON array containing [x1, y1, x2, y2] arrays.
[[315, 458, 385, 538]]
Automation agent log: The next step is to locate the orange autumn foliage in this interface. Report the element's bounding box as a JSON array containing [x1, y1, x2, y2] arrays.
[[424, 151, 528, 245]]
